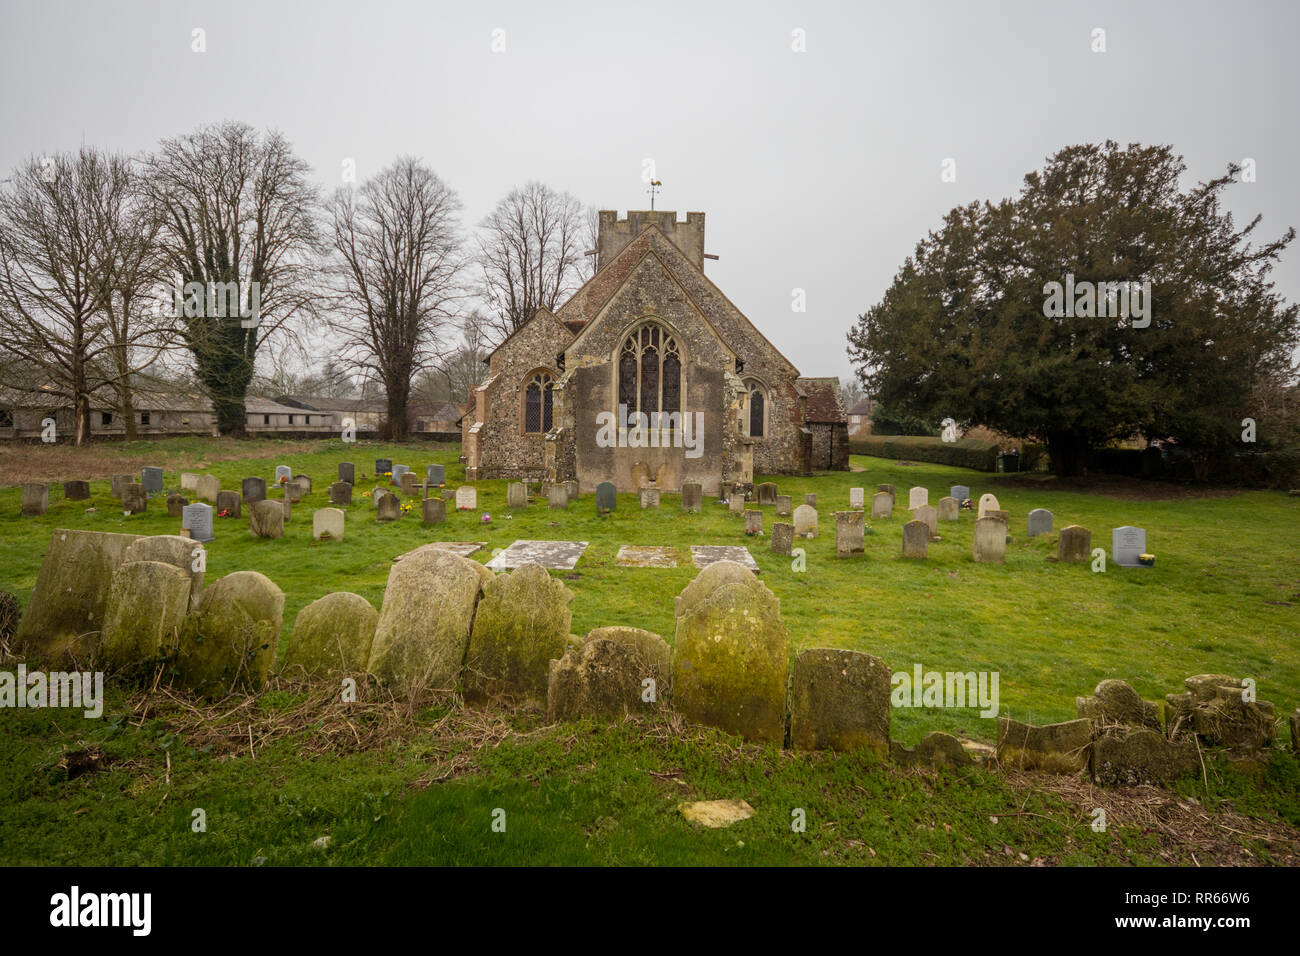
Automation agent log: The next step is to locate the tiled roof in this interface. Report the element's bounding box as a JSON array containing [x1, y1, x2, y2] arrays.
[[796, 377, 846, 423]]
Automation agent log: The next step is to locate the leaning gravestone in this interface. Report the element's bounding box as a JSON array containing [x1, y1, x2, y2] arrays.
[[835, 511, 865, 557], [1058, 525, 1091, 563], [913, 504, 938, 537], [793, 504, 818, 537], [141, 467, 164, 495], [757, 482, 778, 505], [507, 482, 527, 507], [21, 483, 49, 516], [182, 502, 214, 543], [550, 485, 570, 509], [195, 474, 220, 504], [120, 533, 205, 611], [951, 484, 971, 503], [455, 486, 477, 511], [121, 484, 148, 514], [339, 462, 355, 485], [1112, 526, 1147, 568], [775, 494, 792, 516], [639, 488, 660, 509], [789, 648, 891, 754], [275, 465, 292, 485], [216, 490, 242, 518], [426, 464, 445, 487], [744, 510, 763, 535], [166, 494, 188, 517], [110, 474, 132, 499], [771, 522, 794, 556], [977, 492, 1001, 519], [937, 496, 959, 521], [176, 571, 284, 697], [285, 592, 377, 676], [849, 487, 865, 509], [374, 458, 393, 476], [596, 481, 617, 514], [973, 516, 1006, 563], [63, 480, 90, 501], [422, 497, 445, 524], [99, 560, 192, 671], [313, 507, 345, 541], [391, 464, 410, 486], [377, 494, 401, 522], [242, 477, 267, 503], [1027, 508, 1053, 537], [465, 563, 573, 704], [902, 520, 928, 559], [329, 481, 353, 505], [871, 492, 892, 519], [908, 486, 928, 509], [249, 499, 284, 539], [681, 482, 702, 512]]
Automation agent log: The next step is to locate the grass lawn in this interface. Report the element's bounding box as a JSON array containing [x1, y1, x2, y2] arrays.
[[0, 438, 1297, 865]]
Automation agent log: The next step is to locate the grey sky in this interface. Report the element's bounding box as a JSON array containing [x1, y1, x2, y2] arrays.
[[2, 0, 1297, 387]]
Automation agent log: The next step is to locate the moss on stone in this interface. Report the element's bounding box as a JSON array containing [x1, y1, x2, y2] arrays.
[[285, 592, 378, 676], [176, 570, 284, 698]]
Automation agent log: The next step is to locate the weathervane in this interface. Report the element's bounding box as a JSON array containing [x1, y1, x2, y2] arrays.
[[647, 179, 662, 210]]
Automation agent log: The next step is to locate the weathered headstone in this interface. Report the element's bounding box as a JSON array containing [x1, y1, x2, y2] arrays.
[[242, 477, 266, 503], [1027, 508, 1053, 537], [371, 486, 388, 507], [680, 482, 702, 513], [1111, 526, 1147, 568], [547, 629, 670, 722], [937, 496, 959, 521], [549, 484, 570, 509], [166, 494, 188, 517], [422, 497, 446, 524], [291, 474, 312, 494], [62, 480, 89, 500], [908, 486, 928, 509], [339, 462, 355, 485], [285, 592, 377, 676], [329, 481, 353, 505], [426, 464, 445, 486], [110, 474, 132, 498], [377, 494, 401, 522], [997, 717, 1092, 774], [835, 510, 865, 557], [563, 479, 579, 501], [391, 464, 410, 485], [176, 570, 284, 697], [977, 492, 1001, 519], [21, 483, 49, 516], [951, 484, 971, 503], [973, 516, 1006, 563], [728, 495, 745, 515], [793, 503, 817, 537], [804, 493, 817, 507], [507, 482, 527, 507], [596, 481, 617, 514], [99, 560, 191, 670], [902, 520, 929, 559], [182, 502, 214, 543], [216, 490, 242, 518], [283, 480, 302, 503], [877, 483, 894, 496], [120, 533, 205, 612], [639, 488, 660, 509], [280, 498, 292, 523], [744, 509, 762, 535], [313, 507, 345, 541], [274, 465, 292, 485], [790, 648, 891, 754], [399, 471, 418, 498], [486, 539, 590, 571], [179, 472, 199, 493], [849, 487, 865, 509], [1076, 679, 1162, 732], [1058, 525, 1091, 563], [913, 503, 938, 537], [757, 482, 777, 505], [249, 499, 284, 539], [195, 474, 220, 504], [775, 494, 792, 516], [871, 492, 892, 519], [141, 467, 164, 495], [455, 486, 477, 511], [465, 562, 573, 703], [770, 522, 794, 556]]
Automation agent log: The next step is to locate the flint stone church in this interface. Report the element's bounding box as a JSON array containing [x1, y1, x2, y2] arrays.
[[462, 210, 849, 494]]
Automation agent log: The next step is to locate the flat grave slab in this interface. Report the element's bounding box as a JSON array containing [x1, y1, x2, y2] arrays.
[[485, 539, 589, 571], [690, 545, 759, 572], [616, 545, 678, 568], [394, 541, 486, 562]]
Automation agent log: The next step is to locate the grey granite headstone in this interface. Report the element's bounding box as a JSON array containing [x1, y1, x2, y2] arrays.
[[426, 464, 445, 486], [183, 502, 214, 543], [339, 462, 355, 485], [391, 464, 410, 485], [374, 458, 392, 476], [1027, 508, 1053, 537], [1111, 526, 1147, 567], [951, 485, 971, 503], [596, 481, 616, 514], [242, 477, 266, 502], [141, 467, 164, 495], [330, 481, 353, 505]]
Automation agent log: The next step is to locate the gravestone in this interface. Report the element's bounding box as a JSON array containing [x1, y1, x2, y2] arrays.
[[902, 520, 928, 558], [313, 507, 345, 541], [294, 474, 313, 494], [21, 483, 49, 516], [391, 465, 409, 486], [718, 481, 733, 501], [121, 484, 147, 514], [283, 481, 302, 503], [550, 484, 570, 509], [913, 504, 938, 537], [951, 484, 971, 503], [564, 480, 579, 501], [937, 496, 959, 521], [689, 545, 760, 571], [422, 497, 446, 524], [977, 493, 1001, 519], [180, 472, 199, 493], [242, 477, 267, 503], [374, 458, 392, 476], [111, 474, 132, 498], [596, 481, 616, 514], [274, 465, 292, 485], [681, 482, 702, 513], [615, 545, 678, 568], [216, 490, 242, 518], [371, 486, 388, 507], [329, 481, 353, 505], [804, 493, 817, 507], [973, 516, 1006, 563], [775, 494, 792, 516], [62, 480, 90, 501], [399, 472, 418, 498], [464, 563, 574, 703], [141, 467, 164, 495], [485, 539, 590, 571], [871, 492, 892, 519], [790, 648, 891, 754], [176, 571, 283, 697], [377, 494, 401, 522], [280, 499, 292, 523], [182, 502, 214, 543], [339, 462, 355, 485], [1058, 525, 1091, 563], [793, 504, 818, 537], [426, 464, 445, 486], [835, 511, 865, 557], [100, 560, 192, 671], [285, 592, 377, 675], [249, 501, 283, 538], [729, 495, 745, 515], [166, 494, 188, 517], [849, 487, 865, 509], [908, 486, 928, 509], [771, 523, 794, 556], [507, 482, 527, 507], [1027, 508, 1053, 537], [640, 488, 660, 509], [195, 474, 220, 504], [745, 510, 762, 535], [455, 486, 477, 510], [757, 482, 778, 505], [1112, 526, 1147, 567], [877, 483, 894, 496]]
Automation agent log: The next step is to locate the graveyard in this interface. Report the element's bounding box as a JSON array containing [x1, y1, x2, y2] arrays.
[[1, 437, 1297, 866]]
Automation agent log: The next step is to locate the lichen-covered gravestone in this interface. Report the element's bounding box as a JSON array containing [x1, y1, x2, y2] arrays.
[[121, 483, 147, 514], [182, 503, 214, 543], [100, 560, 191, 671], [216, 490, 242, 518], [176, 571, 285, 697], [757, 482, 777, 505], [249, 499, 284, 539], [770, 522, 794, 556], [671, 561, 790, 744], [835, 510, 864, 557], [121, 533, 205, 611], [937, 496, 958, 521], [464, 562, 573, 704], [596, 481, 616, 514], [547, 638, 648, 723], [242, 477, 267, 503], [110, 474, 132, 498], [972, 516, 1006, 563], [728, 495, 745, 515], [790, 648, 891, 754], [422, 497, 445, 524], [793, 503, 817, 537], [313, 507, 345, 541], [285, 592, 377, 675], [195, 474, 220, 504], [871, 492, 892, 519], [744, 510, 762, 535], [901, 520, 928, 559], [775, 494, 792, 516], [1058, 525, 1091, 563], [21, 483, 49, 516], [680, 482, 702, 513], [908, 486, 928, 509], [399, 472, 418, 497], [1027, 508, 1053, 537]]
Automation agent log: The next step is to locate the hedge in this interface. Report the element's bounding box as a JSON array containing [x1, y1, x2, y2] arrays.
[[849, 435, 1000, 472]]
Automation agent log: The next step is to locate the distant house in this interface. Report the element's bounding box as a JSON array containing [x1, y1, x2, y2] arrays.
[[273, 394, 383, 433], [847, 397, 876, 438], [410, 401, 465, 438], [244, 396, 338, 434], [0, 385, 217, 439]]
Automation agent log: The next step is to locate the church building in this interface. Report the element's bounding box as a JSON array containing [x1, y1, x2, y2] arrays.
[[461, 210, 848, 493]]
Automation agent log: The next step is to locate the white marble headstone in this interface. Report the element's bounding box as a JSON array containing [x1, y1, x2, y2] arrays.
[[1111, 526, 1147, 567]]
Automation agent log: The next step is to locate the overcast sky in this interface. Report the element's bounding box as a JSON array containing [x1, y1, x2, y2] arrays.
[[2, 0, 1297, 387]]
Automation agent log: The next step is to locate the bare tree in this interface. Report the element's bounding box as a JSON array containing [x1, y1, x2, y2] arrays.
[[148, 121, 322, 435], [475, 181, 588, 343], [329, 157, 464, 438]]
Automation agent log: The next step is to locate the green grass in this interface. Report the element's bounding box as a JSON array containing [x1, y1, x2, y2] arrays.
[[1, 439, 1297, 865]]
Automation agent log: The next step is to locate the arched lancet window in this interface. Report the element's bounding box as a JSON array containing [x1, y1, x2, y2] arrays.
[[618, 324, 681, 417], [523, 370, 554, 433], [743, 378, 767, 438]]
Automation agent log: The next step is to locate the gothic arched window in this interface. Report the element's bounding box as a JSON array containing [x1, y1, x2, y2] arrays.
[[743, 379, 767, 438], [523, 370, 554, 433], [617, 324, 681, 417]]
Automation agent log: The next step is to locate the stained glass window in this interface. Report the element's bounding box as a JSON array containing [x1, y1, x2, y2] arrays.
[[523, 371, 554, 433], [618, 325, 681, 418]]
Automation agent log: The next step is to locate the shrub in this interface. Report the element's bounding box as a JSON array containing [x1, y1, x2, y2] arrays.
[[850, 435, 1000, 471]]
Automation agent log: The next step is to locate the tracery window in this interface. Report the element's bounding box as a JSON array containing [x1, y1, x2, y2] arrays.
[[618, 325, 681, 417], [743, 379, 767, 438], [523, 370, 554, 433]]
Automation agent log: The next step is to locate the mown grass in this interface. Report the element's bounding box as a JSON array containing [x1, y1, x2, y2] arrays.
[[0, 439, 1297, 865]]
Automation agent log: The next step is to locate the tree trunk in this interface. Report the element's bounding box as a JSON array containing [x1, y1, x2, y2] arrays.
[[384, 387, 409, 441], [1047, 432, 1090, 477], [119, 382, 137, 442]]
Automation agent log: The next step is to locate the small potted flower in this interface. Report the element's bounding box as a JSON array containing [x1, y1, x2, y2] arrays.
[[480, 512, 492, 524], [1138, 553, 1155, 567]]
